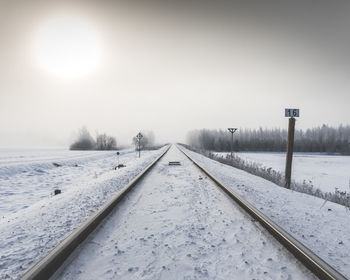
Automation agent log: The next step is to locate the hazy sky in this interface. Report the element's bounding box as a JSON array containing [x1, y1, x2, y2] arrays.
[[1, 0, 350, 147]]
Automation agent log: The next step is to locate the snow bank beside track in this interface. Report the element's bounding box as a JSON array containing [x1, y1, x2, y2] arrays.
[[0, 149, 134, 215], [182, 146, 350, 278]]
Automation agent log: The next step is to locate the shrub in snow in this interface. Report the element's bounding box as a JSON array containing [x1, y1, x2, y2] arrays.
[[70, 127, 96, 150], [96, 133, 117, 150], [54, 189, 61, 195], [181, 144, 350, 209]]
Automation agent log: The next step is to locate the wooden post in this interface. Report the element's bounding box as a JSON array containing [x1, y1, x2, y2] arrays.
[[230, 132, 233, 158], [285, 117, 295, 188]]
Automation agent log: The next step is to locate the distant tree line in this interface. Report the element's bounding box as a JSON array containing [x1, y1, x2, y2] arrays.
[[70, 127, 117, 150], [70, 127, 158, 151], [186, 124, 350, 154]]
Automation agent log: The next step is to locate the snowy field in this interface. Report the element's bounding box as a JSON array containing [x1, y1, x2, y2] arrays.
[[185, 147, 350, 278], [216, 151, 350, 193], [58, 145, 316, 280], [0, 148, 136, 216], [0, 146, 168, 279]]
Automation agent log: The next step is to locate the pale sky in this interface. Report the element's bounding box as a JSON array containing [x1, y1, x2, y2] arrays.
[[1, 0, 350, 147]]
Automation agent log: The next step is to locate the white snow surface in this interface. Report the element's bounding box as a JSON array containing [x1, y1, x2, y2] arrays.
[[0, 148, 138, 216], [0, 147, 168, 279], [58, 145, 316, 280], [217, 151, 350, 193], [187, 147, 350, 278]]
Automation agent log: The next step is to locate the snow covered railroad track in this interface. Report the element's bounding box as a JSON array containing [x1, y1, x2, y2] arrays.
[[20, 146, 170, 280], [22, 145, 346, 280], [178, 145, 347, 280]]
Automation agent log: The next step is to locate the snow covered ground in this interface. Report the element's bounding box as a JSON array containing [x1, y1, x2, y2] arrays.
[[0, 146, 168, 279], [58, 145, 316, 280], [186, 147, 350, 278], [215, 151, 350, 193], [1, 145, 349, 279], [0, 148, 138, 216]]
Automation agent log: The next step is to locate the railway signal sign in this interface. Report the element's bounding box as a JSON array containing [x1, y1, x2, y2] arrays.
[[284, 108, 299, 188], [227, 128, 238, 159], [136, 132, 143, 158], [285, 108, 300, 118], [136, 132, 143, 140], [228, 128, 237, 134]]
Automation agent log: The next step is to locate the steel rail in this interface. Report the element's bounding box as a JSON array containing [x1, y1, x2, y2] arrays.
[[21, 145, 170, 280], [177, 145, 347, 280]]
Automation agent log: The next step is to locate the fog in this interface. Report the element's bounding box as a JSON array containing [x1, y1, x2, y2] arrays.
[[1, 0, 350, 147]]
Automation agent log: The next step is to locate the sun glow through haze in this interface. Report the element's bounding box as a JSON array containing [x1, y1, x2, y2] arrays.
[[35, 16, 100, 78]]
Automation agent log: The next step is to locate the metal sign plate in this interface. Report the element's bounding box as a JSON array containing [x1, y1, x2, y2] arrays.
[[285, 108, 300, 118], [136, 132, 143, 139], [228, 128, 237, 133]]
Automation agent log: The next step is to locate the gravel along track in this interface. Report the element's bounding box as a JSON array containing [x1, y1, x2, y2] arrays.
[[57, 145, 317, 280]]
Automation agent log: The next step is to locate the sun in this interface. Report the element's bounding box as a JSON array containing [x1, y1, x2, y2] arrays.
[[35, 16, 100, 78]]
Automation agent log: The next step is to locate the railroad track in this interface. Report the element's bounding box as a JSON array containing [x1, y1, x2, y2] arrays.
[[21, 144, 347, 280], [21, 146, 170, 280], [177, 145, 347, 280]]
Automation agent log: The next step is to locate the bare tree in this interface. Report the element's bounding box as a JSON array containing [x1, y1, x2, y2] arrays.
[[70, 127, 96, 150], [132, 131, 156, 150], [96, 133, 117, 150]]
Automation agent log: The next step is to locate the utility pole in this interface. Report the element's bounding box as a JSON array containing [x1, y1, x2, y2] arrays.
[[284, 108, 299, 188], [227, 128, 238, 159], [136, 132, 143, 158]]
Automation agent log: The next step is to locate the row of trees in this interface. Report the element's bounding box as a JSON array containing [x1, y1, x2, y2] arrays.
[[186, 125, 350, 154], [70, 127, 117, 150], [69, 127, 156, 151]]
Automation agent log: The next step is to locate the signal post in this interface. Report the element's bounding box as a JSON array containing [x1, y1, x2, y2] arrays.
[[284, 108, 299, 188]]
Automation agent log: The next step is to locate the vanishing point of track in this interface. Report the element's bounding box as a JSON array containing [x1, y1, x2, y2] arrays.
[[21, 145, 347, 280]]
